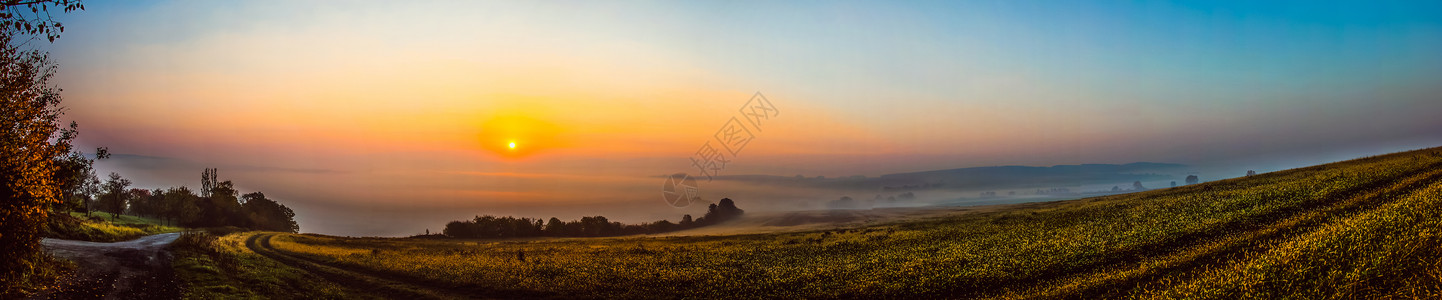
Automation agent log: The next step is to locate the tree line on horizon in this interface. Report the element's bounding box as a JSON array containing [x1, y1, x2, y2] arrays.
[[442, 198, 744, 238], [53, 155, 299, 233]]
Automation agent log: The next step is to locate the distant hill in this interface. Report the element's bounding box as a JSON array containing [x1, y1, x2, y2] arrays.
[[713, 162, 1189, 191]]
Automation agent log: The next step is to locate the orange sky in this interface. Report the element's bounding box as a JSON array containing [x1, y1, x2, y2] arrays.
[[50, 1, 1442, 236]]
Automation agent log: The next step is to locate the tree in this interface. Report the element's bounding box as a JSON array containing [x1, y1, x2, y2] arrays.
[[0, 0, 85, 294], [443, 220, 476, 238], [648, 220, 676, 233], [679, 214, 693, 227], [1, 0, 83, 43], [717, 198, 743, 216], [698, 198, 744, 225], [160, 186, 200, 226], [1185, 175, 1200, 185], [97, 172, 131, 220], [200, 168, 217, 197], [441, 200, 742, 239], [123, 188, 151, 216], [1132, 181, 1146, 191], [79, 170, 98, 216], [193, 179, 242, 227], [51, 150, 93, 211], [1246, 170, 1257, 176], [579, 216, 611, 236], [240, 192, 298, 233], [545, 217, 565, 236]]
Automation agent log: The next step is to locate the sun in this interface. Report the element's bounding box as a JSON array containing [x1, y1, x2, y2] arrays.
[[476, 114, 560, 158]]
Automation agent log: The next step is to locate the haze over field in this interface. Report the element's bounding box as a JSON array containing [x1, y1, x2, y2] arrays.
[[48, 1, 1442, 236]]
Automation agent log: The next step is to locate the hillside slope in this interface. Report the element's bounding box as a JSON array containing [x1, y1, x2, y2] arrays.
[[201, 147, 1442, 299]]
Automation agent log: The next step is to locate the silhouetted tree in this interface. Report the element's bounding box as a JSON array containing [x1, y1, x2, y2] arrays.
[[1, 0, 83, 43], [240, 192, 299, 233], [51, 150, 94, 212], [160, 186, 200, 226], [1133, 181, 1146, 191], [200, 168, 217, 197], [191, 179, 243, 227], [698, 198, 745, 225], [1170, 181, 1177, 187], [649, 220, 676, 232], [123, 188, 150, 216], [78, 171, 99, 217], [127, 188, 162, 219], [1185, 175, 1199, 185], [443, 200, 744, 239], [544, 217, 565, 236], [443, 220, 476, 238], [1246, 170, 1256, 176], [97, 172, 131, 220]]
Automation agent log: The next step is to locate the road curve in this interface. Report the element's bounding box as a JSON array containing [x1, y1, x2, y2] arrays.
[[35, 232, 183, 299]]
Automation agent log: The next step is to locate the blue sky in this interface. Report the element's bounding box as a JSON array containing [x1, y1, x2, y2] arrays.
[[49, 0, 1442, 236]]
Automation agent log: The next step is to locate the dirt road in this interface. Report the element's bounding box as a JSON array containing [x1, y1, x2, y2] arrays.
[[244, 233, 480, 299], [34, 233, 182, 299]]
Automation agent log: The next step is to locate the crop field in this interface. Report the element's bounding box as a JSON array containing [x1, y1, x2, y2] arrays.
[[200, 147, 1442, 299]]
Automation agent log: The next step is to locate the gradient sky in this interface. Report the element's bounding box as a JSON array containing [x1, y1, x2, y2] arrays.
[[47, 0, 1442, 236]]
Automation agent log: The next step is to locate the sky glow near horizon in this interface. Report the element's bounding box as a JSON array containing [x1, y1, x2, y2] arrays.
[[45, 0, 1442, 236]]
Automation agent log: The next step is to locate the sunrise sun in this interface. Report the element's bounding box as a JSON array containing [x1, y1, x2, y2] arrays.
[[476, 113, 561, 158]]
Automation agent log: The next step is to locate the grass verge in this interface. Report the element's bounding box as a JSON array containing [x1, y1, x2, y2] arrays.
[[43, 211, 183, 242], [170, 229, 358, 299]]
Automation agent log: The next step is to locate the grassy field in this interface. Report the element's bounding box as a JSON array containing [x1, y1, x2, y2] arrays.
[[43, 211, 184, 242], [194, 147, 1442, 299], [170, 228, 360, 299]]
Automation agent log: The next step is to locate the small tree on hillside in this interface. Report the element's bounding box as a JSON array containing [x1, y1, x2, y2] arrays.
[[97, 172, 131, 220]]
